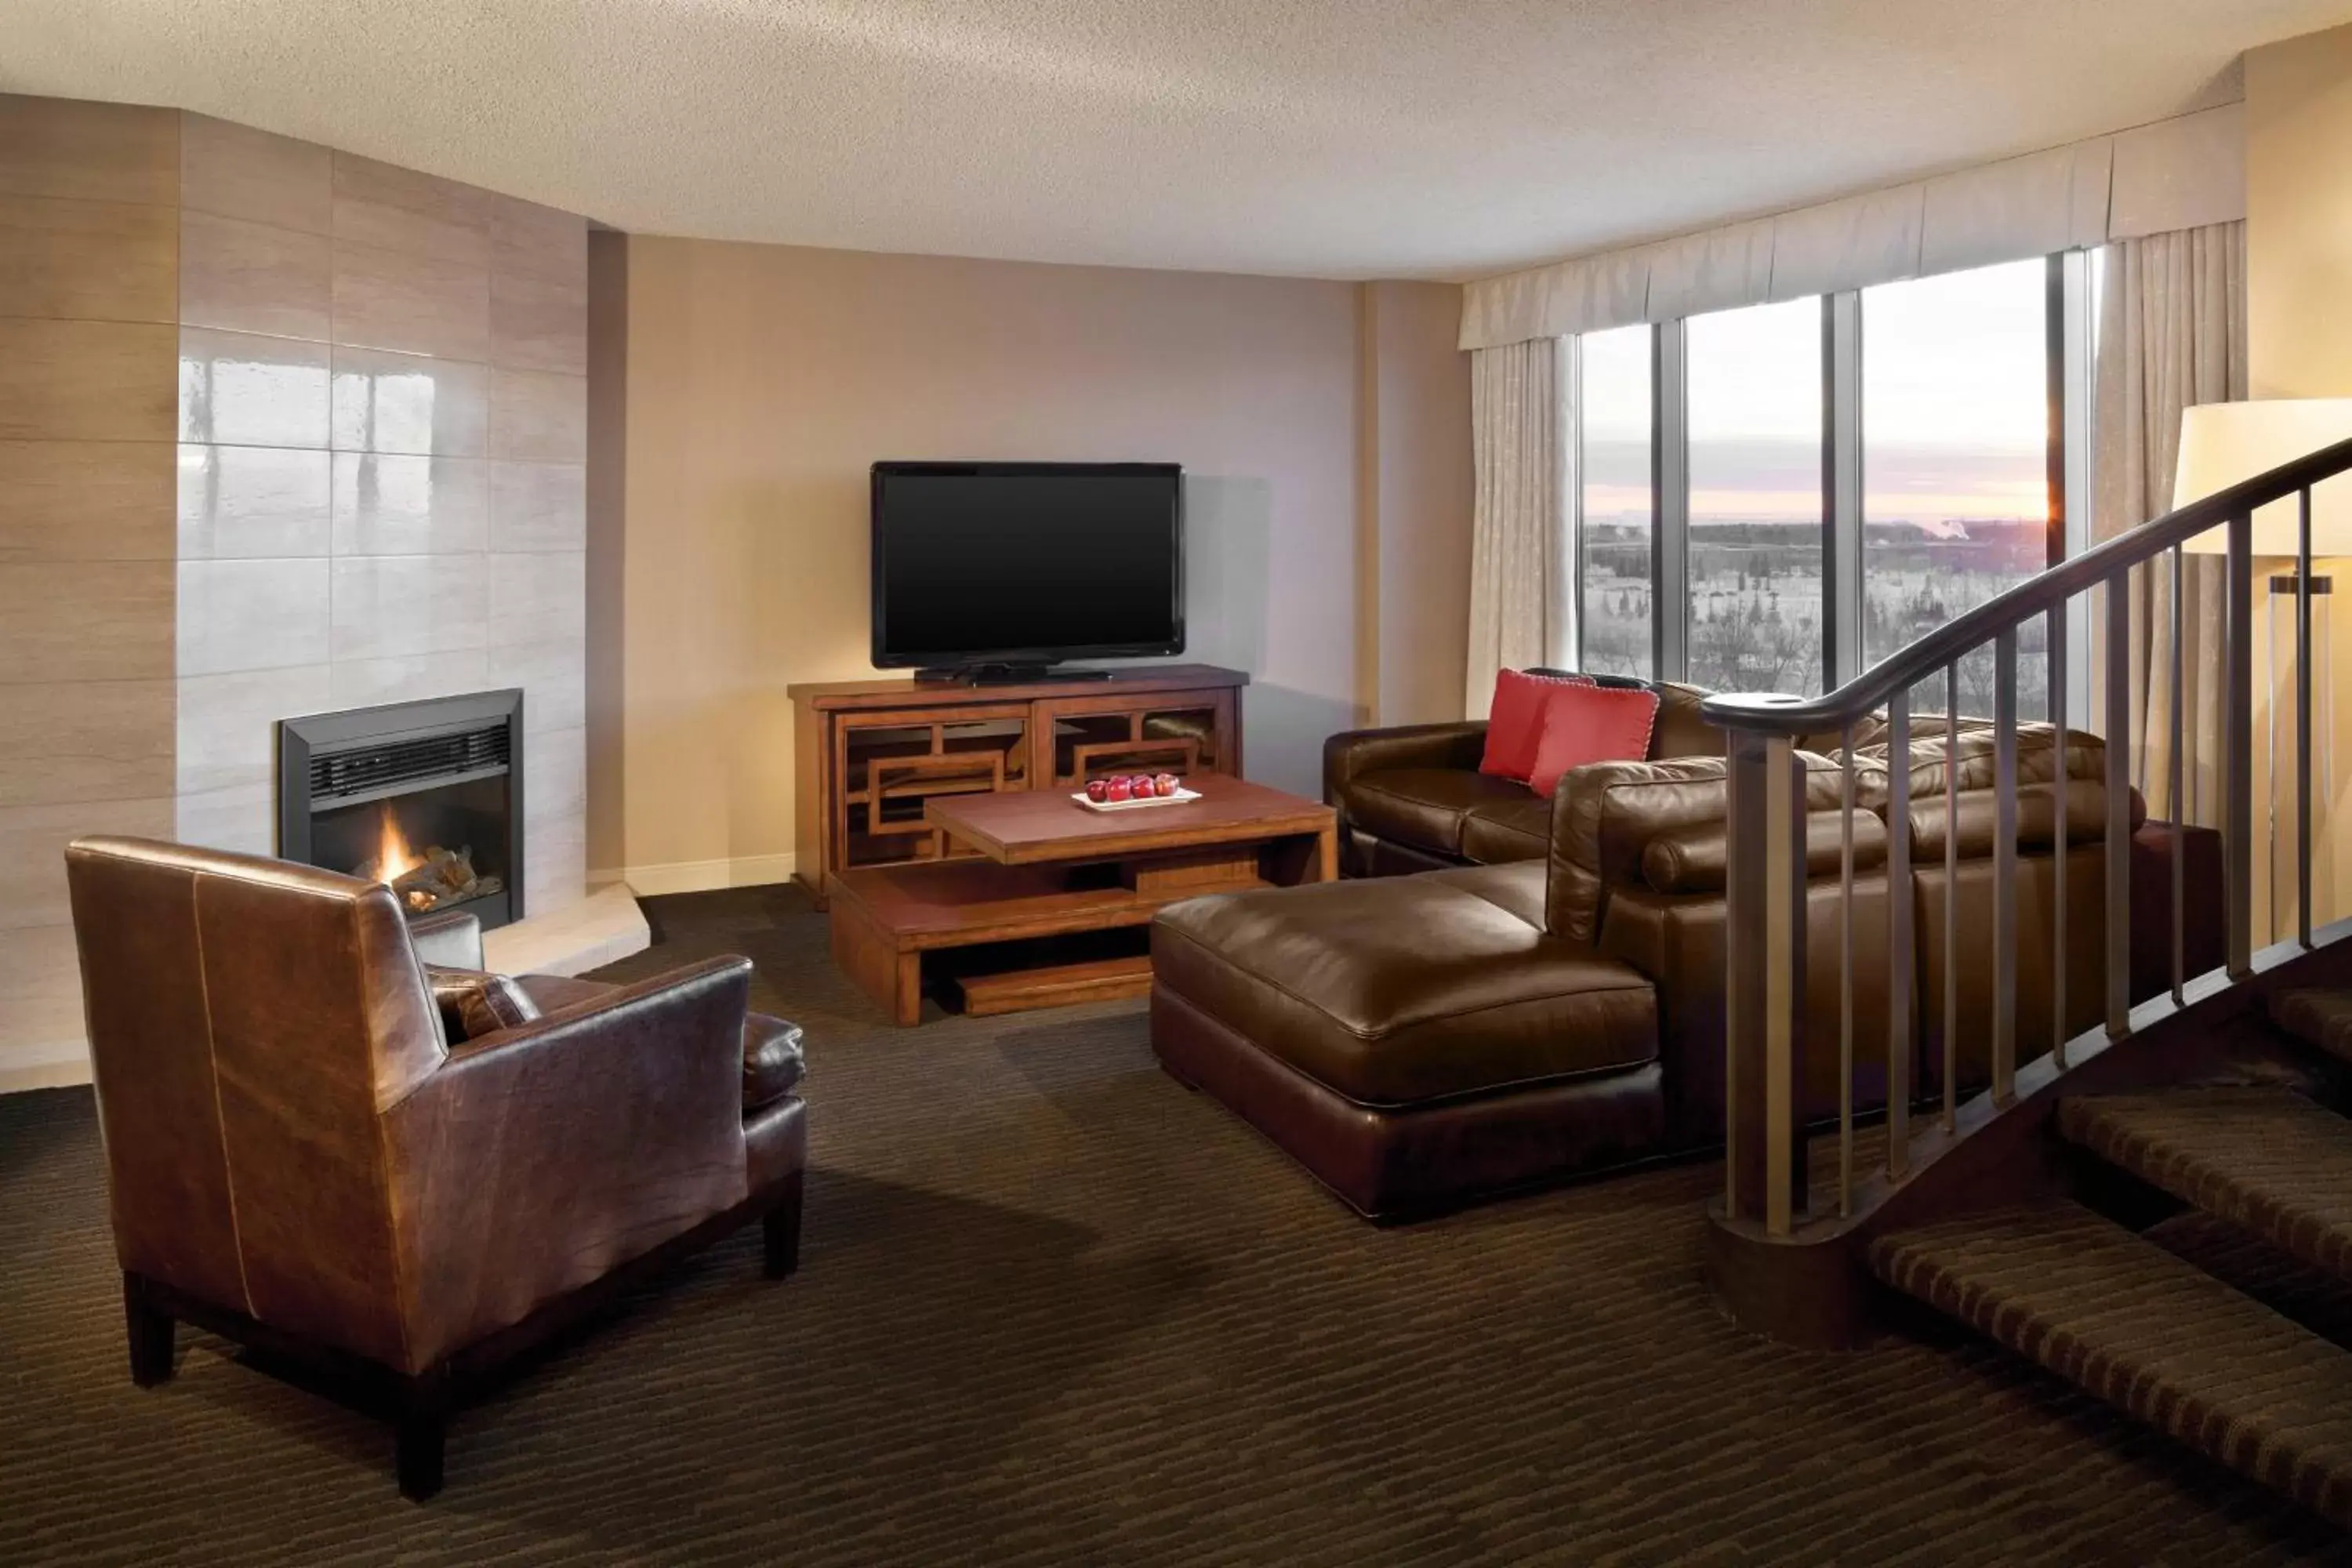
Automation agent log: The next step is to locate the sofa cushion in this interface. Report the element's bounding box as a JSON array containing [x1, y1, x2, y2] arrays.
[[1480, 668, 1592, 781], [1152, 864, 1657, 1108], [1856, 721, 2102, 795], [1641, 810, 1889, 894], [1547, 753, 1862, 941], [1904, 777, 2147, 857], [1340, 767, 1537, 858], [1528, 682, 1661, 797], [1459, 794, 1554, 864], [1646, 681, 1729, 761], [423, 965, 542, 1043]]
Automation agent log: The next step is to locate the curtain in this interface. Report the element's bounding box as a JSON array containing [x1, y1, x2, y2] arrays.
[[1464, 339, 1567, 717], [1461, 103, 2242, 350], [2092, 220, 2247, 826]]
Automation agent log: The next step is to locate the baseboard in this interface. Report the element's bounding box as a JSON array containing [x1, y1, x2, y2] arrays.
[[614, 853, 797, 898], [0, 1037, 92, 1094]]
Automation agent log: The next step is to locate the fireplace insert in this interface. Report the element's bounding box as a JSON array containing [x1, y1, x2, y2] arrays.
[[278, 690, 524, 931]]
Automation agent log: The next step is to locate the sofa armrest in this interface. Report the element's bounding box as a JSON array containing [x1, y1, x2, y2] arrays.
[[407, 909, 484, 970], [1323, 720, 1489, 804], [1544, 752, 1862, 941], [379, 955, 755, 1374]]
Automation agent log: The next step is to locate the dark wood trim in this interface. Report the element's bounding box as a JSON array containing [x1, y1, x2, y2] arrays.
[[121, 1164, 805, 1501]]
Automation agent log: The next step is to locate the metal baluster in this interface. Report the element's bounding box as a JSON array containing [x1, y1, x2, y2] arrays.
[[1762, 735, 1798, 1237], [2050, 601, 2069, 1070], [1944, 667, 1959, 1134], [2301, 488, 2316, 950], [1993, 630, 2018, 1106], [2227, 510, 2255, 980], [2171, 546, 2187, 1004], [2105, 572, 2132, 1038], [1724, 727, 1744, 1219], [1885, 690, 1912, 1181], [1838, 726, 1855, 1219]]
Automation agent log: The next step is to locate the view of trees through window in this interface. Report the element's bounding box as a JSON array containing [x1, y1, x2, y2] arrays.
[[1577, 325, 1652, 678], [1861, 259, 2050, 719], [1567, 260, 2061, 710], [1686, 298, 1825, 696]]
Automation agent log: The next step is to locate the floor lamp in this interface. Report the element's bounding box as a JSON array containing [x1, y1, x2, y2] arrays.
[[2174, 399, 2352, 938]]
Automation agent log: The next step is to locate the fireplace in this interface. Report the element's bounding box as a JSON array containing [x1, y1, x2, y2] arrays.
[[278, 690, 524, 931]]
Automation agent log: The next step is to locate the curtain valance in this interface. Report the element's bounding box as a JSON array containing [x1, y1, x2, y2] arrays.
[[1459, 102, 2244, 349]]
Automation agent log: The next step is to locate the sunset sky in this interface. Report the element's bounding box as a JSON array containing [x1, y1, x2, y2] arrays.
[[1579, 258, 2050, 526]]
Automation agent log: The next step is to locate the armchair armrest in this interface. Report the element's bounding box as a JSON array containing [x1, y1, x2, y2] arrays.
[[379, 955, 756, 1374], [407, 909, 484, 971], [1323, 720, 1489, 804]]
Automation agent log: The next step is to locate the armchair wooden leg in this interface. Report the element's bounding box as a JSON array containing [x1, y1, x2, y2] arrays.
[[763, 1172, 804, 1280], [396, 1373, 451, 1501], [396, 1410, 446, 1502], [124, 1275, 175, 1388]]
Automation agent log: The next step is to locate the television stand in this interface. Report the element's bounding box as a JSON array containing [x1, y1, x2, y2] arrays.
[[917, 663, 1114, 685], [787, 663, 1248, 908]]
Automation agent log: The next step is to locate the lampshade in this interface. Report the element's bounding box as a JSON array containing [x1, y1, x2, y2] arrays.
[[2174, 399, 2352, 556]]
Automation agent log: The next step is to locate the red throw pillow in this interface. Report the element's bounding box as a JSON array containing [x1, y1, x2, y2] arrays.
[[1479, 669, 1593, 781], [1526, 683, 1661, 798]]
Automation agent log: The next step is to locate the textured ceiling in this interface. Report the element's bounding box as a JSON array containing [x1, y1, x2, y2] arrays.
[[9, 0, 2352, 280]]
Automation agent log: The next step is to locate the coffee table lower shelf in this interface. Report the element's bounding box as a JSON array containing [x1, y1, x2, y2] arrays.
[[955, 953, 1155, 1016], [827, 857, 1287, 1025]]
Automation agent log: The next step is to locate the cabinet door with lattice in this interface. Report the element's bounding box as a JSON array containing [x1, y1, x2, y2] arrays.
[[1033, 688, 1239, 789], [835, 706, 1030, 870]]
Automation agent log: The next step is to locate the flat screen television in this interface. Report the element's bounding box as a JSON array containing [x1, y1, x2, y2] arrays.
[[870, 460, 1184, 677]]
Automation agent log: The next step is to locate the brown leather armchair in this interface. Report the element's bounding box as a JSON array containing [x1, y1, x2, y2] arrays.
[[64, 837, 808, 1500]]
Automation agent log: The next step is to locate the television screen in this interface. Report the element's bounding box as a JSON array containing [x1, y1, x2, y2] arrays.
[[871, 462, 1183, 669]]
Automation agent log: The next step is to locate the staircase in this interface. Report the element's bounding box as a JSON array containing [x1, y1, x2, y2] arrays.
[[1870, 989, 2352, 1526], [1695, 436, 2352, 1529]]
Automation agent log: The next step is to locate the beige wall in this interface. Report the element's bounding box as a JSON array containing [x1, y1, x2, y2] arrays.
[[2248, 23, 2352, 403], [1367, 281, 1474, 726], [609, 237, 1467, 888], [2248, 22, 2352, 932]]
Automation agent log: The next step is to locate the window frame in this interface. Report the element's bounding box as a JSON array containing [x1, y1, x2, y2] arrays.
[[1566, 250, 2094, 702]]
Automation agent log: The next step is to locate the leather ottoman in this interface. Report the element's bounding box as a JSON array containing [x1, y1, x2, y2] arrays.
[[1151, 863, 1665, 1220]]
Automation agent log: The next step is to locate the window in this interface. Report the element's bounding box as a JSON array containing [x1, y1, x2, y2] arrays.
[[1861, 259, 2049, 717], [1686, 298, 1825, 695], [1577, 325, 1652, 678]]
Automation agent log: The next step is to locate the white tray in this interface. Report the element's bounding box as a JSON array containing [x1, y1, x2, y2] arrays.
[[1071, 786, 1202, 812]]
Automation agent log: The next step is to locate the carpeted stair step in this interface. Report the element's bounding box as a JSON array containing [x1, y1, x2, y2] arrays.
[[2056, 1087, 2352, 1283], [1868, 1202, 2352, 1527], [2274, 988, 2352, 1065]]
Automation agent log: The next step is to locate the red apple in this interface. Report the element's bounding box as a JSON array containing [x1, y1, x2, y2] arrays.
[[1131, 774, 1156, 796], [1084, 779, 1109, 803], [1106, 776, 1133, 802], [1154, 772, 1179, 797]]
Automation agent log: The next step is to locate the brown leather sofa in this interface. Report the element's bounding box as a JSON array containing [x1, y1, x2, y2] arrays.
[[1324, 675, 1880, 878], [1324, 678, 1743, 877], [1157, 724, 2220, 1219], [64, 837, 808, 1500]]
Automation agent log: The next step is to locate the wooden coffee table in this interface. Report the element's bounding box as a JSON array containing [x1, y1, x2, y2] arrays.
[[826, 776, 1336, 1025]]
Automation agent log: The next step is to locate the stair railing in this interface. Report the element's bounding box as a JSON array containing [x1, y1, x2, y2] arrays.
[[1704, 435, 2352, 1240]]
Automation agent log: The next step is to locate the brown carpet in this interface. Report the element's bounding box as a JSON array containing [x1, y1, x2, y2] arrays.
[[3, 883, 2348, 1566]]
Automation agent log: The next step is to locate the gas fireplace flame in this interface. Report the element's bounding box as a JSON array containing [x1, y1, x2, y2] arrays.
[[372, 804, 422, 886]]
